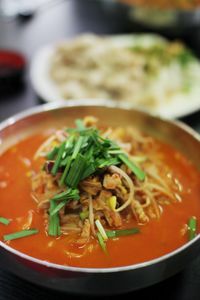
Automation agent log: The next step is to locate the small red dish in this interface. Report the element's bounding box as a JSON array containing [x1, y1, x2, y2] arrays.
[[0, 50, 26, 89]]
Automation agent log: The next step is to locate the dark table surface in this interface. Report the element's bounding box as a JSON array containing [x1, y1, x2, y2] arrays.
[[0, 0, 200, 299]]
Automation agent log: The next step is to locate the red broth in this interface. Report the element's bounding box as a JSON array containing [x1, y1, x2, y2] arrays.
[[0, 133, 200, 268]]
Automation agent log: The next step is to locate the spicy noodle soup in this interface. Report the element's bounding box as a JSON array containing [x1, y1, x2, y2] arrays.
[[0, 117, 199, 268]]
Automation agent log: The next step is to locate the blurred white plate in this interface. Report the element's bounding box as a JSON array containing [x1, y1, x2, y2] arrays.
[[30, 34, 200, 119]]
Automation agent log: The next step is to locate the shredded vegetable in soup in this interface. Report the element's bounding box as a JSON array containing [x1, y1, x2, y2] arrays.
[[0, 117, 200, 268]]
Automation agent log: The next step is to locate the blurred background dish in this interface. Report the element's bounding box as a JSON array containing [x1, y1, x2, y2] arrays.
[[0, 50, 26, 93], [30, 33, 200, 119], [99, 0, 200, 37]]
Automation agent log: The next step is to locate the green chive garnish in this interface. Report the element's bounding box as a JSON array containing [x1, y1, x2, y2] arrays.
[[188, 216, 197, 241], [65, 154, 86, 187], [3, 229, 38, 241], [48, 201, 60, 236], [47, 147, 59, 160], [50, 188, 80, 220], [59, 156, 72, 186], [51, 188, 80, 202], [75, 119, 86, 131], [50, 200, 67, 216], [65, 135, 75, 150], [108, 150, 124, 155], [48, 119, 146, 186], [0, 217, 10, 225], [81, 163, 96, 180], [43, 118, 147, 229], [97, 157, 120, 169], [71, 136, 84, 160], [97, 232, 108, 254], [118, 153, 145, 181], [51, 142, 65, 176], [106, 227, 140, 238]]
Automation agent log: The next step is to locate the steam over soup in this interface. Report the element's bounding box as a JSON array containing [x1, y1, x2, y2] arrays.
[[0, 117, 200, 268]]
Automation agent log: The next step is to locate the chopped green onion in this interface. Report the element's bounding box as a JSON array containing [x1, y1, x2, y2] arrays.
[[50, 200, 67, 216], [50, 188, 80, 216], [79, 210, 89, 221], [95, 220, 108, 241], [81, 162, 96, 180], [97, 157, 120, 168], [188, 216, 197, 241], [60, 155, 70, 167], [59, 136, 85, 186], [75, 119, 86, 131], [71, 136, 84, 160], [51, 142, 65, 176], [61, 136, 75, 160], [96, 232, 108, 254], [45, 119, 146, 208], [51, 188, 79, 201], [84, 145, 94, 159], [3, 229, 38, 241], [65, 154, 86, 187], [0, 217, 10, 225], [90, 131, 100, 146], [48, 201, 60, 236], [118, 153, 145, 181], [108, 150, 124, 154], [177, 49, 195, 67], [59, 156, 72, 186], [47, 147, 59, 160], [106, 227, 140, 238], [51, 190, 70, 201], [65, 135, 75, 150]]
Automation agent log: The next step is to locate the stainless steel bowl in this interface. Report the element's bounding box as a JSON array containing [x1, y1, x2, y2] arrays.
[[100, 0, 200, 36], [0, 100, 200, 295]]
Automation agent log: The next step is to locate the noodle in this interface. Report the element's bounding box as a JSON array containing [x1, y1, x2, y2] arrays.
[[88, 194, 95, 235], [109, 165, 134, 212]]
